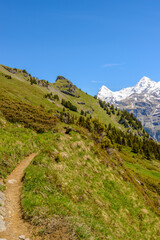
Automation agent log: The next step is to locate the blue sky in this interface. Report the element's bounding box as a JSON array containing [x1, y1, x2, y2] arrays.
[[0, 0, 160, 95]]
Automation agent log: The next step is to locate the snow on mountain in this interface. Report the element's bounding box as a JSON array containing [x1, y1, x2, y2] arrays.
[[98, 85, 133, 103], [97, 76, 160, 142], [97, 76, 160, 104]]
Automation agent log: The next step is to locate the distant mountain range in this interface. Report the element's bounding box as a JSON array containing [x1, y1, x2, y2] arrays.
[[97, 76, 160, 141]]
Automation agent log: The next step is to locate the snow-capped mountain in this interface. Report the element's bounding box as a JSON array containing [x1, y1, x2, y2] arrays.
[[98, 77, 158, 103], [97, 76, 160, 141]]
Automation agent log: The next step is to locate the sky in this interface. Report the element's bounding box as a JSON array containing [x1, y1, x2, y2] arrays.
[[0, 0, 160, 95]]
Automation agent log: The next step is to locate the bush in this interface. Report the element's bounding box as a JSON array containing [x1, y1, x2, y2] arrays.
[[44, 93, 59, 101], [30, 77, 37, 85], [61, 99, 77, 112], [0, 94, 58, 133], [22, 69, 28, 74], [5, 74, 12, 79]]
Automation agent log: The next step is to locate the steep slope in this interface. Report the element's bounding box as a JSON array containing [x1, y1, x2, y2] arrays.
[[98, 76, 160, 141], [0, 65, 160, 239], [22, 130, 160, 240], [0, 64, 124, 129]]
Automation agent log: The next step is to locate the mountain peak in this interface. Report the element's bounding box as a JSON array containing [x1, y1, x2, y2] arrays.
[[135, 76, 156, 91], [140, 76, 150, 80], [97, 85, 113, 101], [138, 76, 153, 84], [56, 75, 66, 81], [100, 85, 112, 92]]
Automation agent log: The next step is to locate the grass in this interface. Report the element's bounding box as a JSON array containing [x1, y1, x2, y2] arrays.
[[0, 72, 54, 108], [22, 130, 160, 239], [0, 184, 6, 192], [0, 121, 39, 178], [125, 162, 160, 180], [52, 78, 125, 129]]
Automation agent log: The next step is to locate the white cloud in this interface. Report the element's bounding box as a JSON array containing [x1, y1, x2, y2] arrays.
[[103, 62, 125, 68], [91, 80, 106, 83], [91, 80, 98, 83]]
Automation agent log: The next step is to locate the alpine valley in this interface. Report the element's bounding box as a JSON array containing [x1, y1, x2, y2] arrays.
[[98, 76, 160, 142]]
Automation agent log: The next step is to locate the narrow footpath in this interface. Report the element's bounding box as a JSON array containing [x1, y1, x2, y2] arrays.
[[0, 153, 38, 240]]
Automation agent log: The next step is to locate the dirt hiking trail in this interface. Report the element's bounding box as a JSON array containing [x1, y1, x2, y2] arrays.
[[0, 153, 38, 240]]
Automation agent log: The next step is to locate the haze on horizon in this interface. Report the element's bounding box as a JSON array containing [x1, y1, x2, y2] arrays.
[[0, 0, 160, 95]]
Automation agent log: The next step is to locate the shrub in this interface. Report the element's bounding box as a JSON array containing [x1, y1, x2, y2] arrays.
[[0, 94, 58, 132], [5, 74, 12, 79], [44, 93, 59, 101], [30, 77, 37, 85], [22, 69, 28, 74], [55, 154, 62, 163], [61, 99, 77, 112]]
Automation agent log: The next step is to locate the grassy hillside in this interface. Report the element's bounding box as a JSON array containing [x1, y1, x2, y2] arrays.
[[0, 64, 160, 239], [22, 130, 160, 240], [0, 65, 123, 128]]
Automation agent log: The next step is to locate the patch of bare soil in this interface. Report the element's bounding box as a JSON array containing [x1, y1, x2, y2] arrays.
[[0, 153, 37, 240]]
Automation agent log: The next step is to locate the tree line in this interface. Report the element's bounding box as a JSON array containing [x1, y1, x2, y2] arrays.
[[59, 110, 160, 160]]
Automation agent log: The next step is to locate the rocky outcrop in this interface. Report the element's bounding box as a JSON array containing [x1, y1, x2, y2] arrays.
[[77, 102, 85, 105], [56, 76, 66, 81]]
